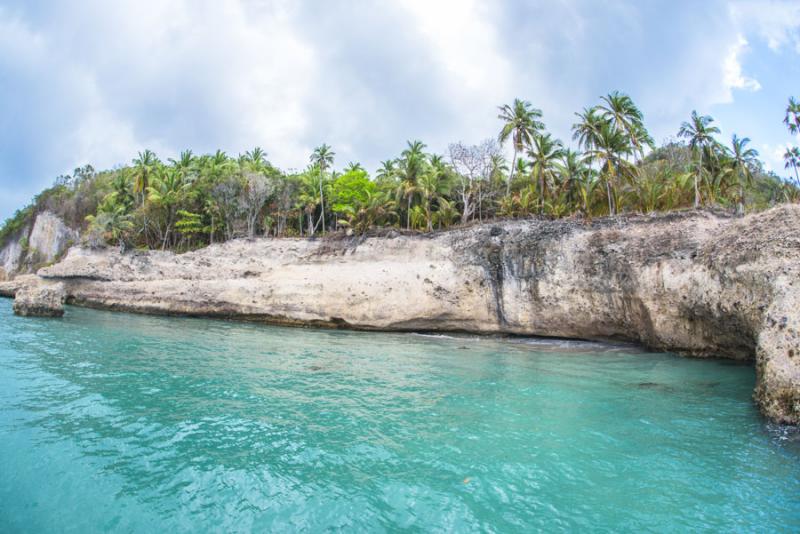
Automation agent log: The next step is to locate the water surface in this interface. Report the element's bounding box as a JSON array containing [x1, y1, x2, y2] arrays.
[[0, 300, 798, 532]]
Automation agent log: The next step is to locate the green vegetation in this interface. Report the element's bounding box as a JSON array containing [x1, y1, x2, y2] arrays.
[[2, 93, 799, 251]]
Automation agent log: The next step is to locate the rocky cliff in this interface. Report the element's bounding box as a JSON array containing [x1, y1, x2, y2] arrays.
[[0, 211, 77, 280], [2, 205, 799, 424]]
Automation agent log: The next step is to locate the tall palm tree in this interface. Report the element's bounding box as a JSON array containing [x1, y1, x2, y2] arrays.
[[572, 107, 606, 174], [784, 146, 800, 184], [169, 150, 196, 182], [498, 99, 544, 196], [399, 140, 427, 229], [597, 91, 653, 160], [528, 133, 564, 214], [147, 168, 189, 249], [418, 157, 450, 231], [678, 111, 720, 208], [588, 121, 632, 215], [132, 149, 159, 205], [785, 97, 800, 135], [310, 144, 335, 233], [728, 135, 758, 214]]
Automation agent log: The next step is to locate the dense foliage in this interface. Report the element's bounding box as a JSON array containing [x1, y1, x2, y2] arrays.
[[3, 93, 799, 251]]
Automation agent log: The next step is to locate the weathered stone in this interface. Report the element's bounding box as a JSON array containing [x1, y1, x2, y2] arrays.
[[12, 283, 65, 317], [17, 204, 800, 424], [0, 235, 26, 276], [27, 211, 77, 264]]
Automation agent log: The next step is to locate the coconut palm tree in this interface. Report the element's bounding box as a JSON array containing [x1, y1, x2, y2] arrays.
[[498, 99, 544, 196], [587, 121, 632, 215], [376, 160, 397, 182], [132, 150, 160, 205], [344, 162, 364, 173], [727, 135, 759, 214], [784, 146, 800, 185], [169, 150, 195, 175], [528, 133, 565, 214], [310, 144, 335, 233], [244, 147, 267, 167], [398, 140, 427, 229], [556, 149, 589, 212], [598, 91, 653, 160], [678, 111, 720, 208], [418, 164, 448, 231], [147, 167, 190, 249], [785, 97, 800, 135]]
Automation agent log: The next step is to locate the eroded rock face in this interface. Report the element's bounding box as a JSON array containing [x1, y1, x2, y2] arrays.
[[0, 236, 26, 277], [12, 283, 65, 317], [10, 204, 800, 423], [27, 211, 77, 264]]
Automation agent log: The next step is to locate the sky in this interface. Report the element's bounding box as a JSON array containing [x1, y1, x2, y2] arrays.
[[1, 0, 799, 221]]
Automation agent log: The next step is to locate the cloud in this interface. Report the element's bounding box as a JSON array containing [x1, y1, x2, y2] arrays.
[[730, 0, 800, 52], [0, 0, 798, 221], [723, 36, 762, 100]]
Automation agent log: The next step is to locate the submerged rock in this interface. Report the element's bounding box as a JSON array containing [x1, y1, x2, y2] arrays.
[[4, 204, 798, 424], [12, 283, 65, 317]]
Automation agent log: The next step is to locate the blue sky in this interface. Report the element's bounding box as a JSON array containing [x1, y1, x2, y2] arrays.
[[1, 0, 799, 221]]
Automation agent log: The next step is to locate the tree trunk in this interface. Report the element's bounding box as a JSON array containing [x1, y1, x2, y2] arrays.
[[319, 174, 326, 235], [694, 162, 701, 209], [507, 149, 517, 197]]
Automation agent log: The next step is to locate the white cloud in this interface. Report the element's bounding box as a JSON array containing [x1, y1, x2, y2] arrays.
[[723, 36, 762, 101], [730, 0, 800, 51], [1, 0, 799, 222]]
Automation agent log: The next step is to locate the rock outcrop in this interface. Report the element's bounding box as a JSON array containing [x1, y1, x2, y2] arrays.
[[0, 211, 77, 280], [0, 232, 26, 279], [12, 282, 65, 317], [27, 211, 77, 264], [2, 205, 799, 423]]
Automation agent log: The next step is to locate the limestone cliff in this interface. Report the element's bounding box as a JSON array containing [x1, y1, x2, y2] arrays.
[[0, 211, 77, 280], [2, 205, 799, 424]]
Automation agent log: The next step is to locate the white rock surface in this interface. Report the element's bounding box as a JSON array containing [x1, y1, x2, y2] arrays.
[[27, 211, 77, 264]]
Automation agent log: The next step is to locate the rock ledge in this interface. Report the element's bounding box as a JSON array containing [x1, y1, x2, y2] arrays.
[[12, 283, 65, 317]]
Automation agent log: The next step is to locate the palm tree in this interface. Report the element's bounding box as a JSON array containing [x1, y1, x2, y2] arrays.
[[678, 111, 720, 208], [528, 133, 564, 214], [556, 149, 589, 212], [785, 97, 800, 135], [399, 140, 427, 229], [598, 91, 653, 160], [376, 160, 397, 182], [310, 144, 335, 233], [784, 146, 800, 185], [86, 203, 134, 249], [572, 107, 605, 181], [728, 135, 758, 214], [498, 99, 544, 196], [418, 164, 448, 231], [147, 168, 189, 249], [245, 147, 267, 167], [572, 108, 604, 152], [132, 150, 159, 205], [588, 121, 632, 215], [168, 150, 196, 185], [344, 162, 364, 173]]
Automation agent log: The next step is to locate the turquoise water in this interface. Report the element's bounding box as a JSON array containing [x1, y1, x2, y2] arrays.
[[0, 300, 798, 532]]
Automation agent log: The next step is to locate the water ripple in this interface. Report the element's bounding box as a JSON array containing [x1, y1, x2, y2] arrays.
[[0, 301, 798, 532]]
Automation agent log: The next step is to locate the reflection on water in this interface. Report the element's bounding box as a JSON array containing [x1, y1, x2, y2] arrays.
[[0, 301, 798, 532]]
